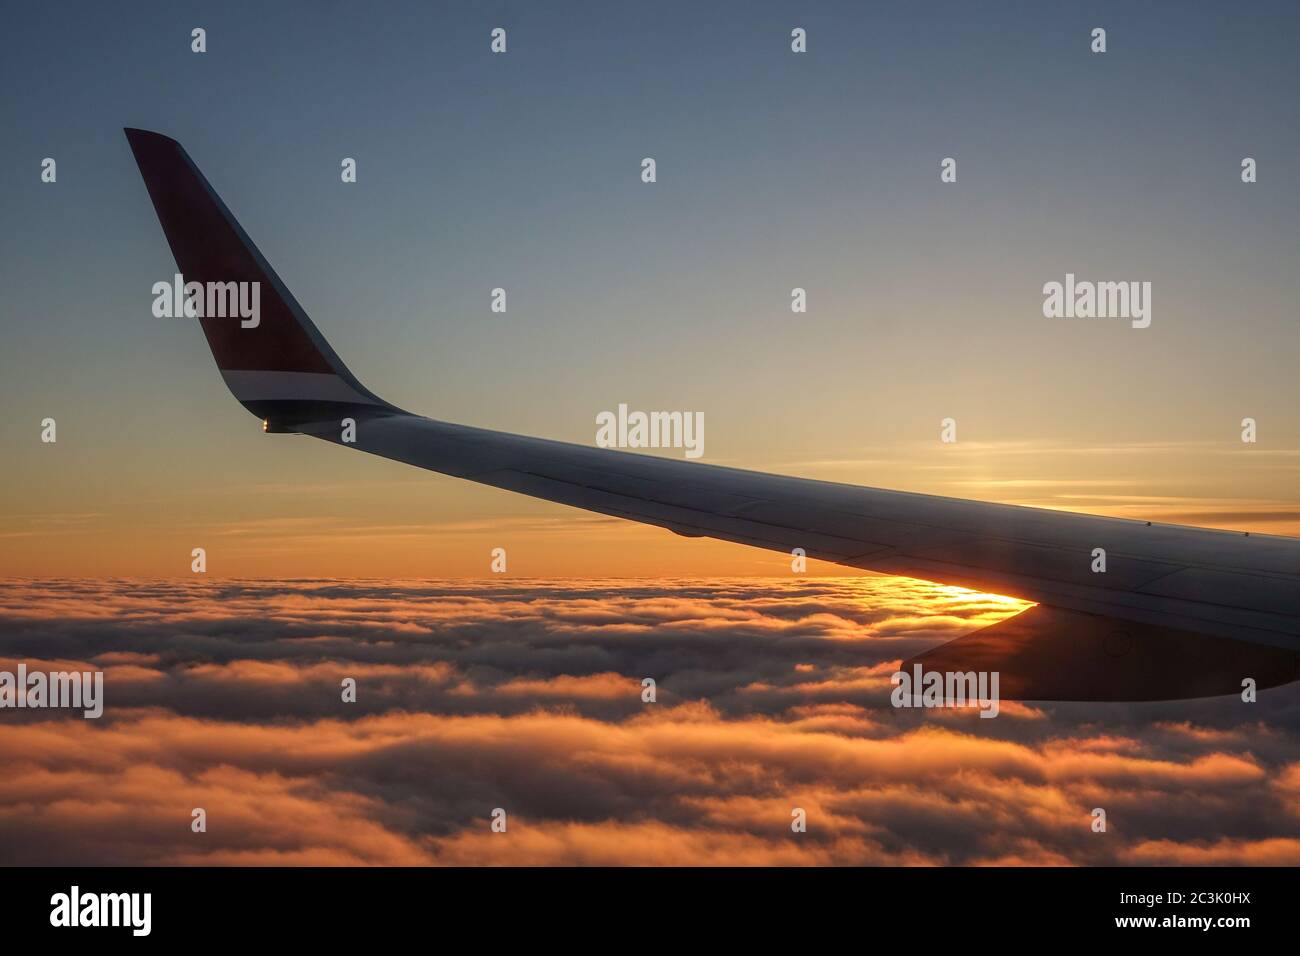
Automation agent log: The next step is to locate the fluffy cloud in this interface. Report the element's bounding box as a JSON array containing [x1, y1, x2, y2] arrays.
[[0, 577, 1297, 865]]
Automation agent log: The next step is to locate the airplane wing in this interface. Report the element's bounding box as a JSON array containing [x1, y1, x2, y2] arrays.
[[125, 128, 1300, 701]]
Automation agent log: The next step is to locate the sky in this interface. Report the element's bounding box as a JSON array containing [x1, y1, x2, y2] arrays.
[[3, 0, 1300, 575], [1, 2, 1299, 868]]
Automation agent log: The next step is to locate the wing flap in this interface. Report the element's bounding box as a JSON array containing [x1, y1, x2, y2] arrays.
[[904, 604, 1300, 701]]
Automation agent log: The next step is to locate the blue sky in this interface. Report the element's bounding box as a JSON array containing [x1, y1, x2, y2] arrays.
[[3, 0, 1299, 575]]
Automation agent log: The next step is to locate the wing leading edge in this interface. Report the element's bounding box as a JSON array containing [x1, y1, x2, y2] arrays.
[[126, 128, 1300, 701]]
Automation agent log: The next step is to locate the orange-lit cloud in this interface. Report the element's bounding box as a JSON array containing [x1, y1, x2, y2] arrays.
[[0, 577, 1297, 865]]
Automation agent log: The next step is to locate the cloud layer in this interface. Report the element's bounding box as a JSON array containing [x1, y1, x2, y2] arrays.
[[1, 577, 1297, 865]]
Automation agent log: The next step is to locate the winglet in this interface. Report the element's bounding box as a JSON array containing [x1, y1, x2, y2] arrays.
[[124, 128, 393, 426]]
